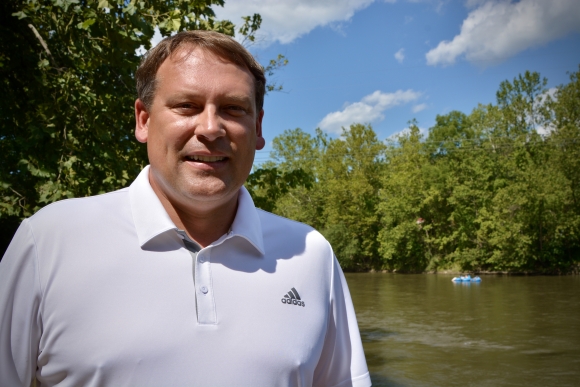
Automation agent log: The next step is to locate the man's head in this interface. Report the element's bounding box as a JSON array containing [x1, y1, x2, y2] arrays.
[[134, 31, 266, 217]]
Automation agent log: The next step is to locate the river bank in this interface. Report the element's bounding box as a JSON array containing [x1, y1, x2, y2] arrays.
[[363, 265, 580, 275]]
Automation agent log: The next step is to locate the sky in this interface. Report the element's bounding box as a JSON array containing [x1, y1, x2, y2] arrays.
[[209, 0, 580, 164]]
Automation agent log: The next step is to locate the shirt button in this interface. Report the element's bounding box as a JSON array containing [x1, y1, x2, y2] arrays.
[[200, 286, 208, 294], [199, 257, 205, 263]]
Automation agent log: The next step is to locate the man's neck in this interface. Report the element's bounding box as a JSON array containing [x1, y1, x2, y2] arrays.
[[148, 175, 239, 248], [170, 198, 238, 247]]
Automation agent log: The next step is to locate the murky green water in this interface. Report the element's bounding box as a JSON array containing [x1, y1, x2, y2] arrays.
[[345, 273, 580, 387]]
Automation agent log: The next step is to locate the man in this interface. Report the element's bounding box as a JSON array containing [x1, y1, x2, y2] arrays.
[[0, 31, 371, 386]]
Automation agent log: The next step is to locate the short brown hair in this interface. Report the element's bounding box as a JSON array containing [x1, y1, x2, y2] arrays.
[[136, 30, 266, 111]]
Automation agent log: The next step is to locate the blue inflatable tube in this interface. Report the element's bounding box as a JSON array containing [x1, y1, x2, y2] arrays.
[[451, 275, 481, 282]]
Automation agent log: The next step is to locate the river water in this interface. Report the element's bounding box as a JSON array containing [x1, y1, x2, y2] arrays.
[[345, 273, 580, 387]]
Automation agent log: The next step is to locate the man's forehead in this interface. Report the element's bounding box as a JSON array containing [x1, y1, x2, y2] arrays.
[[166, 44, 246, 72]]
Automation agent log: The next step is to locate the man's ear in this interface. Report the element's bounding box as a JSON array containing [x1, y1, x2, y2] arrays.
[[255, 109, 265, 150], [135, 99, 150, 143]]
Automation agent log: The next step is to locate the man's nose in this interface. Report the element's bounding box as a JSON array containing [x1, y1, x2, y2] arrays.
[[195, 106, 225, 141]]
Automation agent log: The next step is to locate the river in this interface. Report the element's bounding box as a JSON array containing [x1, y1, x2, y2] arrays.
[[345, 273, 580, 387]]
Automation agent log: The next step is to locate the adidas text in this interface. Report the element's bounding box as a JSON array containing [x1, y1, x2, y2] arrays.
[[281, 287, 305, 307]]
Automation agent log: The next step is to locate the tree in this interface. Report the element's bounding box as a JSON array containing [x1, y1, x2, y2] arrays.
[[378, 122, 431, 272], [546, 66, 580, 268], [1, 0, 283, 255], [319, 124, 385, 271], [495, 70, 551, 136], [257, 128, 328, 229], [250, 125, 385, 271], [242, 68, 579, 273], [244, 167, 313, 213]]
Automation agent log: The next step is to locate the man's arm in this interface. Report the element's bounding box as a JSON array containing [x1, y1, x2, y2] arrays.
[[313, 254, 372, 387], [0, 220, 42, 387]]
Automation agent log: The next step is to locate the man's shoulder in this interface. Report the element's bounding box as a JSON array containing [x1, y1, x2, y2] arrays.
[[256, 209, 332, 252], [29, 188, 131, 229], [256, 209, 316, 234]]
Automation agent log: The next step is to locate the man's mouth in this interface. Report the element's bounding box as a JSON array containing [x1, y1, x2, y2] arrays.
[[185, 155, 227, 162]]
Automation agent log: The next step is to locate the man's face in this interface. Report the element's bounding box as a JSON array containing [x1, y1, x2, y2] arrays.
[[135, 47, 264, 210]]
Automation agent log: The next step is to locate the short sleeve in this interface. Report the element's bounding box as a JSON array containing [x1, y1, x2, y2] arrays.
[[0, 219, 42, 387], [313, 255, 371, 387]]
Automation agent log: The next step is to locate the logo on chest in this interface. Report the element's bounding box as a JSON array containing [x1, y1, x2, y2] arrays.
[[281, 287, 305, 307]]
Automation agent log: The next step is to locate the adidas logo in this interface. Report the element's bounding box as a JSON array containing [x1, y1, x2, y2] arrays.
[[281, 287, 305, 307]]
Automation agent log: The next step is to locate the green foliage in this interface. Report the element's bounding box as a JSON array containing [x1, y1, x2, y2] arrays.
[[261, 128, 328, 229], [247, 69, 580, 273], [378, 122, 430, 272], [318, 124, 385, 270], [263, 54, 288, 93], [0, 1, 287, 248], [1, 0, 230, 220], [238, 13, 261, 44], [245, 167, 313, 212], [249, 124, 385, 271]]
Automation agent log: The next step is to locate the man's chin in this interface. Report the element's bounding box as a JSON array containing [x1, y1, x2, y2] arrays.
[[178, 181, 241, 205]]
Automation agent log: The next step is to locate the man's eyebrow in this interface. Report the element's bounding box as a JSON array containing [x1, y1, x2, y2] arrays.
[[222, 94, 253, 105], [166, 92, 252, 103], [164, 90, 197, 100]]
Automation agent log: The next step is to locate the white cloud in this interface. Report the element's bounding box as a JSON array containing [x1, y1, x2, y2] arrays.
[[318, 90, 422, 134], [212, 0, 377, 45], [412, 103, 428, 113], [388, 125, 428, 141], [394, 48, 405, 63], [426, 0, 580, 66]]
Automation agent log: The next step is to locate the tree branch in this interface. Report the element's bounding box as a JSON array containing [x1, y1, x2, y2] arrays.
[[28, 24, 57, 67]]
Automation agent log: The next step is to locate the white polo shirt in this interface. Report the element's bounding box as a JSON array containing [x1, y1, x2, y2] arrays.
[[0, 166, 371, 387]]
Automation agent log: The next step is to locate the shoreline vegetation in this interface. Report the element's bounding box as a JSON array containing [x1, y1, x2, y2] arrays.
[[366, 268, 580, 275], [246, 68, 580, 275]]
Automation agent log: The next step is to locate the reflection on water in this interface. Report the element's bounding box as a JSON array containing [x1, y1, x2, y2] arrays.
[[345, 273, 580, 387]]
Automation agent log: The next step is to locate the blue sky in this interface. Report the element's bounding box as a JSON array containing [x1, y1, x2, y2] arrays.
[[210, 0, 580, 164]]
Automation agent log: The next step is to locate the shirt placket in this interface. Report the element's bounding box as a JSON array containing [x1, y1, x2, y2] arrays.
[[177, 229, 234, 325], [194, 244, 216, 325]]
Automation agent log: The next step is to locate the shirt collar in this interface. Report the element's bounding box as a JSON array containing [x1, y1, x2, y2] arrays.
[[129, 166, 177, 247], [129, 165, 264, 255], [229, 185, 265, 255]]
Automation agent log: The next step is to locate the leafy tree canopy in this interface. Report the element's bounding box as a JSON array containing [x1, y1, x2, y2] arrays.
[[249, 68, 580, 273], [0, 0, 286, 254]]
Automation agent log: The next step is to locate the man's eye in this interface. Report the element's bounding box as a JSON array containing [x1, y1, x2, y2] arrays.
[[176, 104, 195, 109], [172, 103, 201, 113], [226, 106, 247, 115]]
